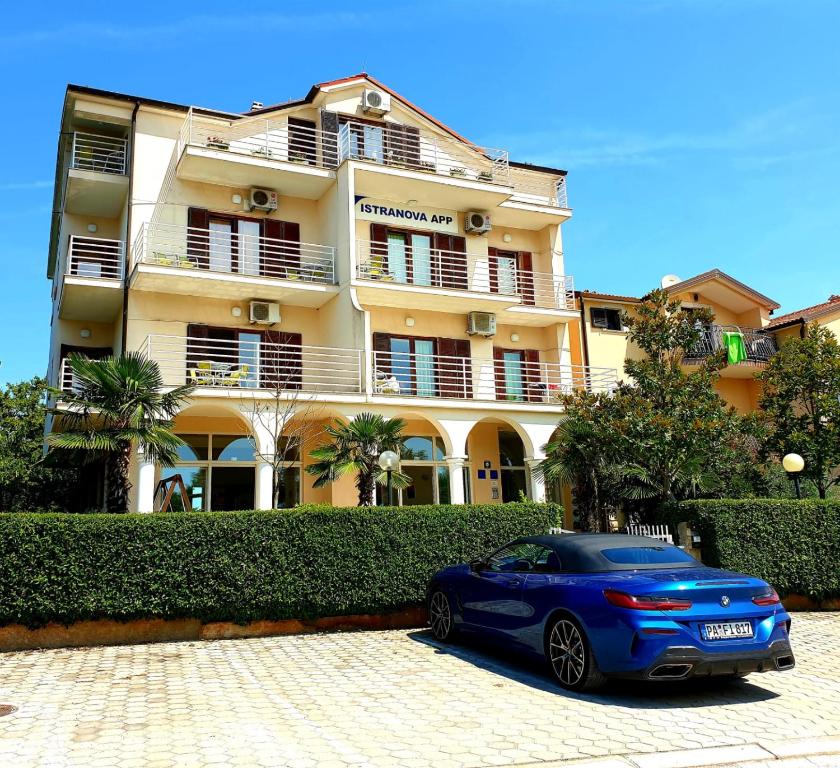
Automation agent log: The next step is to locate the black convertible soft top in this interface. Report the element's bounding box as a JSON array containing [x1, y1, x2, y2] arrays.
[[511, 533, 700, 572]]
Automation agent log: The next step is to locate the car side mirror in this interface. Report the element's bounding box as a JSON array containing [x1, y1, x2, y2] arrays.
[[469, 559, 486, 573]]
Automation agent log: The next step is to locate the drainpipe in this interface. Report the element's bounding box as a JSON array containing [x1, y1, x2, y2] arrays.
[[578, 294, 591, 369], [799, 318, 806, 339], [120, 100, 140, 352]]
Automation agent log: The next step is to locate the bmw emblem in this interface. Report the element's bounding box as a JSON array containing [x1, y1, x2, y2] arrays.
[[720, 595, 731, 607]]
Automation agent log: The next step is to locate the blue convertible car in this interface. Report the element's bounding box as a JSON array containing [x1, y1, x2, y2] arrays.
[[427, 534, 795, 691]]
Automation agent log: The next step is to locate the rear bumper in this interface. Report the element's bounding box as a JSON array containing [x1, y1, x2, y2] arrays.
[[614, 639, 795, 681]]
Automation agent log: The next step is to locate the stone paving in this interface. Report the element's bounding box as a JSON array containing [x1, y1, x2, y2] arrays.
[[0, 613, 838, 768]]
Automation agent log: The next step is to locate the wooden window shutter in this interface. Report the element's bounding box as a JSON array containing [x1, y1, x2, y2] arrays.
[[372, 332, 392, 379], [524, 349, 542, 402], [320, 110, 339, 167], [280, 221, 301, 275], [261, 220, 300, 278], [518, 252, 535, 306], [370, 223, 389, 273], [437, 337, 472, 399], [261, 331, 302, 389], [404, 125, 421, 168], [186, 324, 210, 382], [488, 247, 499, 294], [433, 233, 468, 290], [187, 207, 210, 269], [493, 346, 506, 400], [288, 117, 316, 165]]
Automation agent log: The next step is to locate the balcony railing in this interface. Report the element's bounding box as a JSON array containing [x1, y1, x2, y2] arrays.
[[685, 325, 777, 364], [356, 240, 574, 310], [134, 222, 336, 284], [59, 358, 81, 393], [144, 335, 364, 394], [179, 113, 333, 170], [66, 236, 124, 280], [372, 350, 616, 402], [71, 132, 127, 175]]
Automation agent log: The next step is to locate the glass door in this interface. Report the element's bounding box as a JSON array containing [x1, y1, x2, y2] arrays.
[[209, 219, 233, 273], [387, 232, 408, 283], [363, 124, 384, 162], [414, 339, 436, 397], [503, 351, 525, 400], [237, 332, 261, 388], [410, 234, 432, 286], [497, 254, 517, 295], [238, 220, 260, 276]]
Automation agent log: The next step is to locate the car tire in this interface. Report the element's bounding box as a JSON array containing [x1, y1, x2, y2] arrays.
[[546, 615, 607, 692], [428, 589, 457, 642]]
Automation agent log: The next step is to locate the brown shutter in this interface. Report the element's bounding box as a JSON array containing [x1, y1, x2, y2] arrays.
[[524, 349, 542, 402], [187, 207, 210, 269], [320, 110, 339, 167], [493, 346, 506, 400], [518, 251, 535, 306], [288, 117, 316, 165], [437, 337, 472, 399], [261, 220, 300, 278], [261, 331, 302, 389], [280, 221, 301, 275], [488, 246, 499, 294], [186, 324, 210, 382], [404, 125, 421, 168], [434, 233, 467, 290], [370, 223, 389, 273], [384, 123, 407, 167]]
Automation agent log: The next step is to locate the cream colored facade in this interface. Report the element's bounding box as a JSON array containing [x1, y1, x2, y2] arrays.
[[48, 74, 616, 519]]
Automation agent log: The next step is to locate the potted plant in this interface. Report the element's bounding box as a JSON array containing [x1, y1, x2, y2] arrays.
[[251, 146, 274, 159], [449, 167, 467, 178], [288, 151, 310, 164], [478, 170, 493, 182], [206, 136, 230, 150]]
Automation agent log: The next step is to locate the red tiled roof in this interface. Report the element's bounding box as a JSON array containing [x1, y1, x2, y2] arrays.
[[576, 290, 640, 304], [766, 295, 840, 329]]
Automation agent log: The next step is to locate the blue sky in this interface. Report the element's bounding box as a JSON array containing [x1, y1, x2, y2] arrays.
[[1, 0, 838, 384]]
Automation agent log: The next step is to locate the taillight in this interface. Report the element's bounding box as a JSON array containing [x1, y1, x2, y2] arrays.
[[604, 589, 692, 611], [752, 589, 780, 606]]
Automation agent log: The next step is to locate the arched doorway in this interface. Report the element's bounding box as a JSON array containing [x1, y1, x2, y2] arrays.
[[465, 418, 533, 504], [164, 403, 257, 511]]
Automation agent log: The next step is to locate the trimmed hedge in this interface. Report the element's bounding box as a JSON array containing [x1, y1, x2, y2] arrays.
[[668, 500, 840, 600], [0, 502, 559, 628]]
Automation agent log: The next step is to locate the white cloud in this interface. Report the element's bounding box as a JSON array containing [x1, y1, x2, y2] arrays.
[[0, 181, 53, 191]]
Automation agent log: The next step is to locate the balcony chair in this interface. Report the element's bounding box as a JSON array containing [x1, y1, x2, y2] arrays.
[[189, 361, 214, 385], [220, 364, 250, 387]]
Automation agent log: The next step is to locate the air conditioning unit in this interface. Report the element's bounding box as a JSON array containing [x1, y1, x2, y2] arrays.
[[467, 311, 496, 337], [362, 89, 391, 116], [249, 188, 278, 212], [465, 212, 492, 235], [249, 301, 281, 325]]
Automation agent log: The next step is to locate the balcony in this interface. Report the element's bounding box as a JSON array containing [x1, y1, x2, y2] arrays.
[[130, 222, 338, 307], [354, 239, 575, 322], [176, 112, 336, 199], [65, 132, 129, 216], [144, 335, 364, 396], [127, 335, 617, 409], [372, 350, 616, 404], [58, 236, 124, 321], [684, 325, 777, 376]]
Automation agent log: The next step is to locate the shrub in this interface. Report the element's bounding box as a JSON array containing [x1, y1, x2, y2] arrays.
[[666, 499, 840, 600], [0, 502, 559, 628]]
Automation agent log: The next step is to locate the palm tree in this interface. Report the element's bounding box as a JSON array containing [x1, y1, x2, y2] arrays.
[[48, 353, 194, 512], [306, 413, 411, 506]]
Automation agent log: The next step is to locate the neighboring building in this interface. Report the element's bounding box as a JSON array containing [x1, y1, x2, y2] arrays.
[[47, 74, 617, 516], [765, 295, 840, 343]]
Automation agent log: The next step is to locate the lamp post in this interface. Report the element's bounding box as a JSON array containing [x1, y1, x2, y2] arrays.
[[782, 453, 805, 499], [378, 450, 400, 506]]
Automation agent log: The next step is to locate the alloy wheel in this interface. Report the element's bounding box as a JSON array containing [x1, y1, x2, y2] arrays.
[[429, 591, 452, 640], [549, 619, 586, 687]]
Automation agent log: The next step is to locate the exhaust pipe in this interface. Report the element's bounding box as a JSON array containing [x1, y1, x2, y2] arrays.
[[650, 663, 693, 679], [775, 655, 795, 671]]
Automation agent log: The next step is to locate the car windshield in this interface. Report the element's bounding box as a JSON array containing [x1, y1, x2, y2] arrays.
[[600, 546, 695, 565]]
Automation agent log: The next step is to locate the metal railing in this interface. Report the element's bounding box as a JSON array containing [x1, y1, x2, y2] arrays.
[[66, 236, 124, 280], [685, 325, 777, 364], [71, 132, 127, 175], [145, 335, 364, 393], [59, 358, 80, 393], [134, 222, 335, 284], [179, 112, 333, 169], [373, 350, 616, 402], [177, 112, 567, 207], [356, 239, 574, 310]]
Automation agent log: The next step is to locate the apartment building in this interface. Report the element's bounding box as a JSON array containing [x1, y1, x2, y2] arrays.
[[47, 73, 618, 516]]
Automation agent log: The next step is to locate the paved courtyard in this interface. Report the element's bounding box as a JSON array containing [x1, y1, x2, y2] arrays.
[[0, 613, 838, 768]]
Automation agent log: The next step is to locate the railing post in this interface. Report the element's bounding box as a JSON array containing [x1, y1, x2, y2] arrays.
[[71, 132, 77, 169]]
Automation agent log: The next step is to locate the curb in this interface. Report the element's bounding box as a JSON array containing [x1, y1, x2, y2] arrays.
[[508, 735, 840, 768]]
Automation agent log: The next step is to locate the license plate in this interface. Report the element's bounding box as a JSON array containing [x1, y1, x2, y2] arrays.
[[701, 621, 753, 641]]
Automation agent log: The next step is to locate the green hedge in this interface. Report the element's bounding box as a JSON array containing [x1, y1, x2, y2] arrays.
[[667, 500, 840, 600], [0, 502, 559, 628]]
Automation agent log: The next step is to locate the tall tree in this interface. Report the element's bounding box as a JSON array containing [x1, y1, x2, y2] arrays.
[[0, 376, 79, 511], [758, 323, 840, 498], [306, 413, 411, 506], [48, 353, 194, 512]]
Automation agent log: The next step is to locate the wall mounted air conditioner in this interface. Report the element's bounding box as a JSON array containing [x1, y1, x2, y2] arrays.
[[249, 301, 281, 325], [465, 212, 492, 235], [249, 188, 278, 212], [362, 89, 391, 115], [467, 311, 496, 337]]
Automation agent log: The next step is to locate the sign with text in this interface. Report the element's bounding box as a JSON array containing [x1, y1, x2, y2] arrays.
[[355, 197, 459, 234]]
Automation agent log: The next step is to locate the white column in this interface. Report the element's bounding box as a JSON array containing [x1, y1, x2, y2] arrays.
[[136, 451, 156, 513], [445, 455, 467, 504], [525, 458, 546, 503], [256, 460, 274, 510]]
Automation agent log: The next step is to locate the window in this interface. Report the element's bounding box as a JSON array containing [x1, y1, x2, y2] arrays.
[[601, 546, 696, 565], [486, 542, 555, 573], [499, 430, 528, 503], [591, 307, 622, 331]]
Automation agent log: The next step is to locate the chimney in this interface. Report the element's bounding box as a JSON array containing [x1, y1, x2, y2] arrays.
[[829, 295, 840, 303], [250, 100, 264, 111]]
